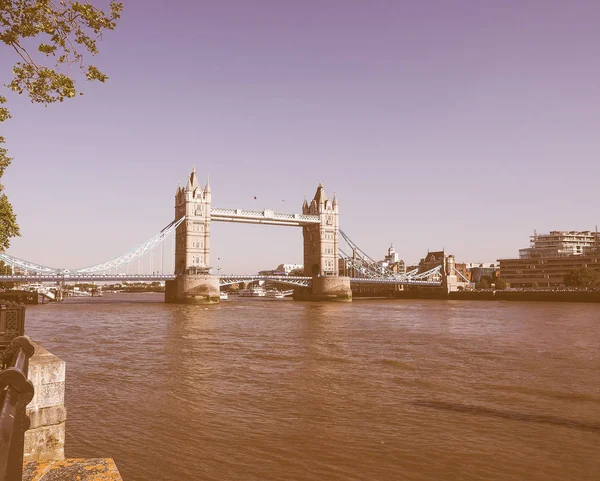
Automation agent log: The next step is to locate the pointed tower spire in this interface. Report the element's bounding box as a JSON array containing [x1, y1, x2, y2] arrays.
[[205, 176, 211, 193], [313, 182, 328, 204], [187, 166, 199, 190], [332, 191, 338, 207]]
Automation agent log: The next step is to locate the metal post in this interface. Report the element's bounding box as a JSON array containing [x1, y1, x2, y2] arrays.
[[0, 337, 35, 481]]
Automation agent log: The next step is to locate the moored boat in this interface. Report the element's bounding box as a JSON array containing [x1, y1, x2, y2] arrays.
[[239, 287, 266, 297], [266, 289, 285, 299]]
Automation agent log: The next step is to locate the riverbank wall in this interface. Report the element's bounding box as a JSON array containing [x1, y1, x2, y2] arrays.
[[450, 290, 600, 303], [0, 291, 38, 304], [364, 289, 600, 303]]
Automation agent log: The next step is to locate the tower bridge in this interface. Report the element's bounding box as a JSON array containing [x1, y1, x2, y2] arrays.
[[0, 168, 463, 303]]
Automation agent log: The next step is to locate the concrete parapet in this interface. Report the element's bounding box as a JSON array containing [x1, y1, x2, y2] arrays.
[[165, 274, 220, 304], [294, 276, 352, 302], [24, 343, 66, 463], [23, 458, 122, 481]]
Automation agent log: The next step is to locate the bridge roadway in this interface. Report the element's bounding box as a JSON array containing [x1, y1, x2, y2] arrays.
[[0, 274, 442, 287], [211, 208, 321, 227]]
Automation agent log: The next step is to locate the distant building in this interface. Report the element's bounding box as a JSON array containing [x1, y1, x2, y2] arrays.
[[418, 251, 472, 284], [380, 244, 406, 275], [258, 269, 280, 276], [384, 244, 400, 264], [259, 264, 303, 276], [416, 251, 445, 282], [453, 262, 471, 282], [466, 263, 498, 283], [499, 229, 600, 287], [338, 244, 406, 277], [388, 260, 406, 275], [419, 251, 445, 273], [276, 264, 304, 275], [519, 230, 600, 259]]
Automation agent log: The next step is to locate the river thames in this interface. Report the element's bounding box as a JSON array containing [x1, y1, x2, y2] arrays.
[[26, 294, 599, 481]]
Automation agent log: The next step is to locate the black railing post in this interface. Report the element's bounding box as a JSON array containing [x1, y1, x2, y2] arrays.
[[0, 336, 35, 481]]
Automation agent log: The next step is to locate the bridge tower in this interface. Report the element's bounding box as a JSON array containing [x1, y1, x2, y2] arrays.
[[174, 168, 211, 274], [166, 167, 220, 304], [302, 184, 339, 276], [297, 184, 351, 301]]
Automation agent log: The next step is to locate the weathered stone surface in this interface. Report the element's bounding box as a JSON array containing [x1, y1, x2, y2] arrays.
[[295, 276, 352, 302], [33, 382, 65, 409], [28, 405, 67, 430], [166, 274, 220, 304], [27, 344, 66, 410], [23, 423, 65, 462], [23, 458, 123, 481], [24, 342, 67, 463]]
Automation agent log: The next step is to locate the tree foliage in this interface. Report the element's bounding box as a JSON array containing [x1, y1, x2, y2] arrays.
[[564, 267, 598, 288], [0, 0, 122, 250], [494, 277, 507, 290]]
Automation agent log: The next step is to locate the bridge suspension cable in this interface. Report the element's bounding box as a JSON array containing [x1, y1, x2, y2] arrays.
[[338, 230, 446, 284], [73, 217, 185, 274], [339, 230, 409, 279], [0, 217, 185, 276], [0, 253, 60, 275]]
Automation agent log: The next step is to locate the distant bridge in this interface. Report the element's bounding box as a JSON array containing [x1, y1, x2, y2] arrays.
[[0, 169, 465, 296], [0, 270, 443, 287]]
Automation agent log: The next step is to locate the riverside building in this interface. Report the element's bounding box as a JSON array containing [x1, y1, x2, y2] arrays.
[[498, 230, 600, 287]]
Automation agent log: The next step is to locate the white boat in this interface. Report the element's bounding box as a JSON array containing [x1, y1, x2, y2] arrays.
[[266, 289, 284, 299], [239, 287, 266, 297], [220, 292, 228, 300]]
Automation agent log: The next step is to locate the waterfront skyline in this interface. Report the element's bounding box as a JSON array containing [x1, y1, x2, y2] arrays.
[[1, 0, 599, 273]]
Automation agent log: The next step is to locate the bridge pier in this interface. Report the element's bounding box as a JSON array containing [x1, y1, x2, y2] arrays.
[[294, 276, 352, 302], [165, 274, 220, 304]]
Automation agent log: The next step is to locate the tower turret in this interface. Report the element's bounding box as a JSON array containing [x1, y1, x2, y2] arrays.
[[204, 177, 211, 203], [302, 196, 309, 214]]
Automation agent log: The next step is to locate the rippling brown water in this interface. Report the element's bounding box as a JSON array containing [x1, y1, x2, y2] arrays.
[[26, 294, 599, 481]]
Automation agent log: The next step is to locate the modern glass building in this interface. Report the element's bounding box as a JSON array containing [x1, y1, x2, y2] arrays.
[[499, 230, 600, 287]]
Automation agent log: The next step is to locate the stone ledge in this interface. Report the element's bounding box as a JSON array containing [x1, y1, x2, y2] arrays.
[[23, 458, 122, 481], [28, 405, 67, 430]]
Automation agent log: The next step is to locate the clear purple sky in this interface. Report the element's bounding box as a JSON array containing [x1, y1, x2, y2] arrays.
[[1, 0, 599, 274]]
